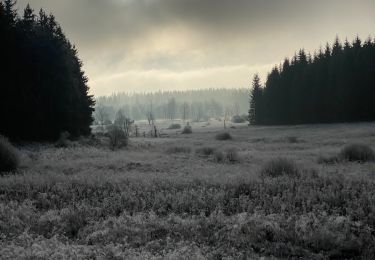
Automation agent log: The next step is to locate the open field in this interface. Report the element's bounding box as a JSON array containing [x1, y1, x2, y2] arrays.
[[1, 121, 375, 259]]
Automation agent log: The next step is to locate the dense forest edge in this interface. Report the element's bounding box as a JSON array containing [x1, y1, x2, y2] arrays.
[[94, 89, 249, 123], [1, 0, 375, 143], [0, 1, 94, 141], [249, 36, 375, 125]]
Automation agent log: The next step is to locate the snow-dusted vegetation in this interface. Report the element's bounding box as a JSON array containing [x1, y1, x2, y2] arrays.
[[1, 121, 375, 259]]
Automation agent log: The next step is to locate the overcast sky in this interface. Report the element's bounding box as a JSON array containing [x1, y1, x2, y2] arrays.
[[16, 0, 375, 96]]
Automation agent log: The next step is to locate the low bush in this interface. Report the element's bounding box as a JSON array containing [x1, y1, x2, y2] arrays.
[[212, 148, 240, 163], [55, 132, 71, 148], [215, 132, 232, 141], [339, 143, 375, 162], [317, 155, 340, 164], [108, 126, 128, 150], [225, 148, 240, 163], [231, 115, 246, 123], [182, 125, 192, 134], [195, 147, 216, 156], [286, 136, 300, 143], [168, 124, 182, 130], [213, 150, 224, 162], [261, 158, 300, 178], [166, 146, 192, 154], [0, 135, 20, 173]]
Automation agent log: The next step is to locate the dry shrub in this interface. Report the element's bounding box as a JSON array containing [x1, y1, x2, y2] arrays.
[[78, 135, 102, 147], [317, 155, 340, 164], [166, 146, 192, 154], [213, 148, 240, 163], [182, 125, 192, 134], [0, 135, 20, 173], [108, 126, 128, 150], [213, 150, 224, 162], [261, 158, 300, 178], [55, 131, 71, 148], [168, 123, 182, 130], [215, 132, 232, 141], [225, 148, 240, 163], [339, 144, 375, 162], [231, 115, 246, 123], [196, 147, 216, 156]]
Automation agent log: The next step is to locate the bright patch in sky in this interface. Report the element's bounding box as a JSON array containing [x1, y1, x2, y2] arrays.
[[16, 0, 375, 96]]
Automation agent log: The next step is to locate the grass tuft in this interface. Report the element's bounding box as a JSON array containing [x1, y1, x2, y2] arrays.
[[339, 143, 375, 162], [195, 147, 216, 156], [168, 123, 182, 130], [215, 132, 232, 141], [261, 157, 300, 178]]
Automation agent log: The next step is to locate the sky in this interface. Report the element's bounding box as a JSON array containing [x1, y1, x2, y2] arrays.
[[16, 0, 375, 96]]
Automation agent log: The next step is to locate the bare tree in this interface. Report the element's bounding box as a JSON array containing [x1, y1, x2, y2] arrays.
[[181, 102, 190, 121], [223, 106, 233, 129], [114, 109, 134, 137], [94, 105, 110, 132], [167, 98, 177, 121]]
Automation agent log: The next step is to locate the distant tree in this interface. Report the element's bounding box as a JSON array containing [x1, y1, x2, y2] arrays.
[[181, 102, 190, 121], [94, 106, 111, 130], [95, 88, 249, 121], [167, 98, 177, 121], [249, 74, 263, 125]]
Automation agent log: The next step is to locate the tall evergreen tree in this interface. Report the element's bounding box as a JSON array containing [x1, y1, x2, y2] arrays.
[[249, 74, 263, 125], [0, 2, 94, 141], [250, 36, 375, 125]]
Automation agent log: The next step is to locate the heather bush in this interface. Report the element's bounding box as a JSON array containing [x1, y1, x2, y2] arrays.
[[212, 148, 240, 163], [213, 150, 224, 162], [195, 146, 216, 156], [339, 143, 375, 162], [231, 115, 246, 123], [168, 123, 182, 129], [225, 148, 240, 163], [0, 135, 20, 173], [261, 158, 300, 178], [215, 132, 232, 140], [182, 125, 192, 134], [317, 155, 340, 164]]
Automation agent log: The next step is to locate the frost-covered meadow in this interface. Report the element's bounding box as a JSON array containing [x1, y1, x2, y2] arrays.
[[1, 121, 375, 259]]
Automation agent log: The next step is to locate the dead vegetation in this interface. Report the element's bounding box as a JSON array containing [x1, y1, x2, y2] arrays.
[[1, 121, 375, 259]]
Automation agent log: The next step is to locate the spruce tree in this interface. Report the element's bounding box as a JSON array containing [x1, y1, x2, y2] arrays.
[[0, 2, 94, 141], [249, 74, 263, 125]]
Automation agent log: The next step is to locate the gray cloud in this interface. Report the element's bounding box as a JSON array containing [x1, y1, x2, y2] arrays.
[[16, 0, 375, 95]]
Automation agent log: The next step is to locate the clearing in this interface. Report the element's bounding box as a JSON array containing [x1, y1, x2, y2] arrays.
[[1, 121, 375, 259]]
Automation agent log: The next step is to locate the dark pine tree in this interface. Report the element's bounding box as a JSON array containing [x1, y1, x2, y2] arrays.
[[250, 36, 375, 125], [0, 2, 94, 141], [249, 74, 263, 125]]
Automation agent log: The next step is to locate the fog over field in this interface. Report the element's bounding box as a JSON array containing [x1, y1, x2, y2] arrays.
[[1, 0, 375, 259]]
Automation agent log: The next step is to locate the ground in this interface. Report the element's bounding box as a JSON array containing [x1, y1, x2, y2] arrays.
[[1, 120, 375, 259]]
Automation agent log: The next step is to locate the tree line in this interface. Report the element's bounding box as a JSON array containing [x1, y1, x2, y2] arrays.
[[249, 36, 375, 125], [0, 1, 94, 141], [95, 89, 248, 123]]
